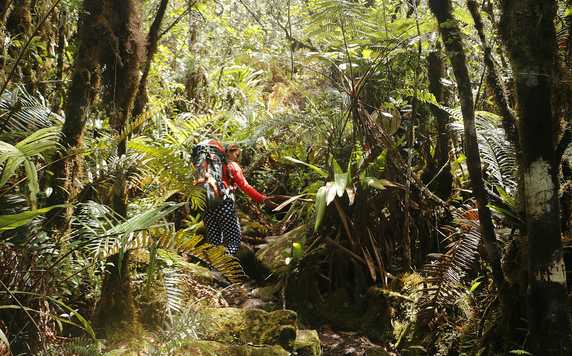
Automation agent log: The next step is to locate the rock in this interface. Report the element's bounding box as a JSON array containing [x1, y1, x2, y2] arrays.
[[174, 340, 289, 355], [294, 329, 322, 356], [198, 307, 298, 350], [251, 283, 281, 301], [240, 298, 268, 310], [256, 225, 306, 274]]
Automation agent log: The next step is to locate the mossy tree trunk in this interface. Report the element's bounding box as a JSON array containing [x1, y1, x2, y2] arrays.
[[467, 0, 517, 146], [429, 0, 504, 289], [94, 0, 144, 337], [500, 1, 572, 353], [426, 46, 452, 200], [48, 0, 103, 229]]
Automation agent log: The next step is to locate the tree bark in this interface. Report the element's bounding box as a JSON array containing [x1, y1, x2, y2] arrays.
[[93, 0, 144, 336], [467, 0, 517, 146], [47, 0, 103, 229], [131, 0, 169, 122], [429, 0, 504, 289], [426, 46, 452, 200], [53, 8, 66, 112], [500, 1, 572, 353]]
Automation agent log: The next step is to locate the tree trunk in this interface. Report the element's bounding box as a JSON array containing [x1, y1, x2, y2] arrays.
[[93, 0, 144, 337], [131, 0, 169, 122], [500, 1, 572, 353], [426, 46, 452, 200], [48, 0, 103, 229], [429, 0, 504, 288], [53, 8, 66, 113], [467, 0, 517, 146]]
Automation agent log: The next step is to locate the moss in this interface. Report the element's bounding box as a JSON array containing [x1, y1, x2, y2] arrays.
[[198, 308, 298, 350], [293, 329, 321, 356], [175, 340, 289, 355]]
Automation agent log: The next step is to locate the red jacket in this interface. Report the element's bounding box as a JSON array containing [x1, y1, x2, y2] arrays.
[[223, 161, 267, 203]]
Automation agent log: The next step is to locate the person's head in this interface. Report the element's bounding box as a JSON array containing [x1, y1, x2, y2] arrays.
[[225, 143, 241, 162]]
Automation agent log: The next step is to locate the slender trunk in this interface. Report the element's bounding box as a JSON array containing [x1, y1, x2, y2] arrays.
[[429, 0, 504, 288], [467, 0, 517, 146], [131, 0, 169, 122], [0, 0, 13, 56], [426, 47, 452, 199], [47, 0, 103, 229], [53, 8, 66, 112], [500, 1, 571, 353]]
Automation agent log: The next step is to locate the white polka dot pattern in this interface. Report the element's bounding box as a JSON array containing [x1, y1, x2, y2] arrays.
[[204, 198, 241, 255]]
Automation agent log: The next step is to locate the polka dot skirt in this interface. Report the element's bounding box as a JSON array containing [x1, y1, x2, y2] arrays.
[[204, 198, 241, 255]]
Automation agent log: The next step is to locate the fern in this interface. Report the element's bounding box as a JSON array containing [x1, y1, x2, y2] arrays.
[[164, 268, 185, 316], [417, 211, 481, 325], [447, 108, 517, 193], [75, 203, 245, 284]]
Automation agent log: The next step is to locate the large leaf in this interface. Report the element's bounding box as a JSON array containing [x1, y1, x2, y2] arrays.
[[0, 126, 59, 208], [333, 159, 348, 197], [0, 205, 65, 231], [284, 156, 328, 177], [365, 177, 403, 190], [314, 185, 328, 232]]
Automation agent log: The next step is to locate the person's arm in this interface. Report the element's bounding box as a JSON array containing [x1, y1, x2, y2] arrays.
[[228, 162, 267, 203]]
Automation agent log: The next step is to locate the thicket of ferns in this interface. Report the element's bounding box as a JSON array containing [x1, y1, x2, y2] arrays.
[[1, 0, 571, 354]]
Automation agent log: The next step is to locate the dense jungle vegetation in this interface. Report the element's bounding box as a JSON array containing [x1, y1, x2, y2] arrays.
[[1, 0, 572, 355]]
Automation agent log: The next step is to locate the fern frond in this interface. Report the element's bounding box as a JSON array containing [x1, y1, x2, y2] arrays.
[[417, 212, 481, 325], [447, 108, 517, 192], [164, 269, 185, 316]]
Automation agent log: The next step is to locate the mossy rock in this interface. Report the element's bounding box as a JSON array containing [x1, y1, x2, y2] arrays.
[[294, 329, 321, 356], [174, 340, 289, 355], [256, 225, 306, 274], [198, 307, 298, 350]]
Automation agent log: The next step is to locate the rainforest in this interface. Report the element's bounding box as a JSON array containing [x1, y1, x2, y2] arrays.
[[1, 0, 571, 355]]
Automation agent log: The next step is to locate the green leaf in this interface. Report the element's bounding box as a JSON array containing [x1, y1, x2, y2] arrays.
[[565, 7, 572, 17], [325, 181, 337, 205], [365, 177, 403, 190], [314, 186, 327, 232], [283, 156, 328, 177], [333, 159, 347, 197], [0, 205, 66, 231]]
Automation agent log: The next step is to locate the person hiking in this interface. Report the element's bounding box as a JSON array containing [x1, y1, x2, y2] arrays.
[[198, 142, 285, 255]]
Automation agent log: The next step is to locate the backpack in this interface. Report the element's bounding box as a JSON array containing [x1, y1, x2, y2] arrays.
[[191, 139, 229, 208]]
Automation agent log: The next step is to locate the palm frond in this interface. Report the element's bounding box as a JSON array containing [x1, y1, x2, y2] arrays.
[[129, 136, 205, 210], [0, 126, 60, 207], [0, 86, 58, 137], [75, 203, 245, 284]]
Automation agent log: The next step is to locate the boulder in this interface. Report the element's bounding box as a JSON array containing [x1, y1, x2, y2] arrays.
[[198, 307, 297, 350], [174, 340, 289, 356], [294, 329, 322, 356], [255, 225, 306, 274]]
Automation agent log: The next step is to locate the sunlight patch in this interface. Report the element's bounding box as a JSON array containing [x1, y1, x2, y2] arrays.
[[524, 160, 554, 219]]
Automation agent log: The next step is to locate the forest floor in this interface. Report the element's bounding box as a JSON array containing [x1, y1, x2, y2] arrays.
[[216, 277, 393, 355]]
